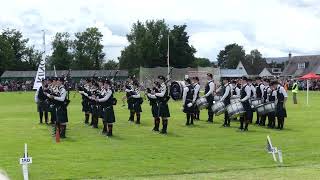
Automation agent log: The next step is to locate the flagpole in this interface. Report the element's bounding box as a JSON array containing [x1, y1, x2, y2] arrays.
[[167, 34, 170, 79]]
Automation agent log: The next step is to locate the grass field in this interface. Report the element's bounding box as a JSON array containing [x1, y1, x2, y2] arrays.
[[0, 91, 320, 180]]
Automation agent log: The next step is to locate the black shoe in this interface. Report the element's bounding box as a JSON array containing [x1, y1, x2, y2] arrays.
[[135, 121, 141, 124], [152, 128, 159, 132], [84, 121, 89, 124], [160, 130, 167, 134], [107, 133, 113, 137], [186, 123, 190, 126], [207, 120, 213, 123], [244, 128, 248, 131], [227, 124, 230, 127]]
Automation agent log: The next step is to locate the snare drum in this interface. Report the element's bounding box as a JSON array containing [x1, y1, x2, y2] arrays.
[[256, 102, 276, 115], [211, 101, 225, 116], [230, 96, 240, 104], [250, 98, 262, 108], [196, 97, 208, 110], [226, 102, 245, 118]]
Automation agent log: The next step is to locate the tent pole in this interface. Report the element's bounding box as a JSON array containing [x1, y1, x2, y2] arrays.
[[307, 80, 309, 105]]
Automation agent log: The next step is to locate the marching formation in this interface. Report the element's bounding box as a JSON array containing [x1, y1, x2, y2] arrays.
[[35, 73, 289, 140]]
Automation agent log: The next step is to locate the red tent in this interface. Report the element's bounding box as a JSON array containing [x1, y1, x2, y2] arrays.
[[299, 72, 320, 80]]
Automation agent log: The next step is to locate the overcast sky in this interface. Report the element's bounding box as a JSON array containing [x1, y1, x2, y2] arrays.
[[1, 0, 320, 62]]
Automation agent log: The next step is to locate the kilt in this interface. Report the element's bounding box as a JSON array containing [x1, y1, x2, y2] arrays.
[[276, 102, 287, 118], [206, 96, 214, 112], [81, 100, 90, 112], [127, 99, 134, 110], [48, 103, 55, 112], [242, 101, 252, 120], [158, 102, 170, 118], [91, 104, 100, 115], [132, 101, 142, 113], [151, 103, 159, 118], [55, 106, 68, 123], [37, 100, 48, 112], [183, 100, 194, 113], [102, 106, 115, 123]]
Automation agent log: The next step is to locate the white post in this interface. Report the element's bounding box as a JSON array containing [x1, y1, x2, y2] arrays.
[[307, 79, 309, 105], [22, 144, 29, 180]]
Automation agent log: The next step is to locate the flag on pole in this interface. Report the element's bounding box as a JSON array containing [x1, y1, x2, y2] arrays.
[[53, 65, 57, 77], [266, 135, 277, 162], [167, 35, 170, 79], [33, 30, 46, 90]]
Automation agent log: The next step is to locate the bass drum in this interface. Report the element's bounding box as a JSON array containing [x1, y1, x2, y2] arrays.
[[170, 81, 185, 100]]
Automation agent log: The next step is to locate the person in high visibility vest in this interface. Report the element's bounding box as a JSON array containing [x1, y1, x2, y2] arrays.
[[292, 80, 298, 104]]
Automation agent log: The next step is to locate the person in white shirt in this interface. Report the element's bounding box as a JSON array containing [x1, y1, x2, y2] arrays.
[[192, 77, 201, 120], [239, 77, 252, 131], [271, 80, 288, 130], [255, 77, 265, 125], [155, 75, 170, 134], [130, 81, 143, 124], [182, 78, 195, 125], [202, 73, 215, 123], [220, 78, 232, 127]]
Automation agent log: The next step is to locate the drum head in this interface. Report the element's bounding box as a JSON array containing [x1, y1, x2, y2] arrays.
[[170, 81, 182, 100]]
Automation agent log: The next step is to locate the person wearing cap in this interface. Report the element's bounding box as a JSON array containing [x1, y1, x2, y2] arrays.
[[239, 77, 252, 131], [130, 80, 143, 124], [147, 81, 161, 131], [271, 80, 288, 130], [79, 79, 92, 124], [220, 77, 232, 127], [96, 79, 116, 137], [182, 78, 195, 125], [202, 73, 215, 123], [155, 75, 170, 134], [35, 79, 49, 124], [47, 77, 58, 125], [192, 77, 201, 120], [46, 77, 69, 138]]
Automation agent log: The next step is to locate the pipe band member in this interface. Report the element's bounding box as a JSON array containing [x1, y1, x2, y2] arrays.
[[147, 81, 161, 132], [255, 77, 265, 125], [79, 79, 92, 124], [125, 77, 135, 122], [239, 77, 252, 131], [35, 79, 49, 124], [155, 75, 170, 134], [271, 80, 288, 130], [220, 78, 232, 127], [192, 77, 201, 120], [182, 78, 195, 125], [131, 80, 143, 124], [202, 73, 215, 123], [96, 79, 116, 137]]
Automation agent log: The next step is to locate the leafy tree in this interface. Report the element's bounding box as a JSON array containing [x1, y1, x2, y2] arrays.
[[192, 57, 211, 67], [0, 35, 14, 74], [49, 32, 73, 70], [73, 27, 105, 70], [217, 43, 245, 68], [103, 60, 119, 70]]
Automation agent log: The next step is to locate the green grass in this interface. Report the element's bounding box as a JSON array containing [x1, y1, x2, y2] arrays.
[[0, 91, 320, 180]]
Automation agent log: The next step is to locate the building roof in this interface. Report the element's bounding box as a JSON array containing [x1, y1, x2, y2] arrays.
[[265, 57, 288, 64], [281, 55, 320, 76], [220, 69, 248, 77], [1, 70, 128, 78], [239, 60, 268, 76]]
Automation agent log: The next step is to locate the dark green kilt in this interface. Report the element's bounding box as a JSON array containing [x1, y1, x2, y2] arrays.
[[206, 96, 214, 112], [37, 100, 48, 112], [159, 102, 170, 118], [127, 98, 134, 110], [151, 103, 159, 118], [48, 103, 55, 112], [132, 101, 142, 113], [102, 106, 115, 123], [91, 104, 99, 115], [56, 107, 68, 123], [81, 100, 90, 112], [183, 100, 194, 113], [276, 102, 287, 118]]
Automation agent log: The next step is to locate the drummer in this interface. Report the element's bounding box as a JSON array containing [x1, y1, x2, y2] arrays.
[[267, 80, 277, 128], [219, 78, 232, 127], [259, 79, 271, 126], [182, 78, 195, 125], [231, 80, 241, 97], [248, 78, 256, 123], [271, 80, 288, 130], [239, 77, 252, 131], [202, 73, 215, 123], [192, 77, 201, 120], [255, 77, 265, 125]]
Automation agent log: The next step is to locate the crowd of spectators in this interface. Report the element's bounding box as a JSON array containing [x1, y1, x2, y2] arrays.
[[0, 80, 34, 92]]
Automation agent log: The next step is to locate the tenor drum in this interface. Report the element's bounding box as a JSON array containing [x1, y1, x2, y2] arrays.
[[256, 102, 276, 115], [196, 97, 208, 110], [226, 102, 245, 118], [211, 101, 225, 116], [170, 81, 185, 100], [250, 98, 262, 108], [230, 96, 240, 104]]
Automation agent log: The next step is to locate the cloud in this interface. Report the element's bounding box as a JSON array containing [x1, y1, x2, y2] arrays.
[[0, 0, 320, 62]]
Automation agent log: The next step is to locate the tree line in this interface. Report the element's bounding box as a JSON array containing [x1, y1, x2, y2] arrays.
[[0, 19, 267, 76]]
